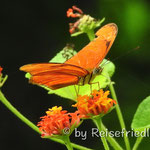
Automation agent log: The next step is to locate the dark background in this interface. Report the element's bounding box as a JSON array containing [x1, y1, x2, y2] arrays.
[[1, 0, 150, 150]]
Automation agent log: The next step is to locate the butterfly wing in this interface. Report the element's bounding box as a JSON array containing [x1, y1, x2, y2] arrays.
[[20, 63, 89, 89], [30, 73, 79, 90], [65, 23, 118, 73], [20, 23, 117, 89]]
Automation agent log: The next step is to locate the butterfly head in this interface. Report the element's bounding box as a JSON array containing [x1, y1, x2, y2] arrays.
[[93, 67, 103, 75]]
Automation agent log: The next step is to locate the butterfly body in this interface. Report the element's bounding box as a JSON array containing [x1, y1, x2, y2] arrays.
[[20, 23, 118, 90]]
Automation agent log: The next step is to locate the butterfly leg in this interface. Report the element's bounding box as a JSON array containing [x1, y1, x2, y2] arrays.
[[74, 85, 81, 98], [89, 82, 101, 91], [74, 85, 78, 97], [77, 85, 80, 95], [86, 73, 100, 93]]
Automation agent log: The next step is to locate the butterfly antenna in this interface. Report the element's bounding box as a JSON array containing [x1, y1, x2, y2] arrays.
[[100, 58, 110, 69], [100, 46, 140, 73], [111, 46, 140, 62]]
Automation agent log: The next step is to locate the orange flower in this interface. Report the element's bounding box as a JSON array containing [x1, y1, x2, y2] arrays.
[[37, 106, 80, 137], [73, 90, 117, 118], [66, 6, 83, 34], [66, 6, 105, 35], [66, 6, 83, 18], [0, 66, 3, 75]]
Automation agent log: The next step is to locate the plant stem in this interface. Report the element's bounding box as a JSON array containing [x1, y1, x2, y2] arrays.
[[62, 136, 73, 150], [86, 30, 95, 41], [0, 75, 8, 88], [93, 117, 110, 150], [132, 136, 143, 150], [0, 90, 93, 150], [101, 123, 123, 150], [0, 90, 40, 133], [109, 81, 131, 150]]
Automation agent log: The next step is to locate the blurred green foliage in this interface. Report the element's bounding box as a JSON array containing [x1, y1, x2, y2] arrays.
[[95, 1, 150, 149]]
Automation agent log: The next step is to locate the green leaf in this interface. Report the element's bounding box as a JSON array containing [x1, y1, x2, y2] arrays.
[[25, 72, 31, 79], [71, 31, 84, 37], [131, 96, 150, 131], [100, 59, 115, 77], [49, 85, 77, 101], [50, 48, 77, 63]]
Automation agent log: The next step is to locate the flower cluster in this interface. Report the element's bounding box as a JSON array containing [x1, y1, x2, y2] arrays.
[[73, 90, 116, 118], [38, 90, 116, 137], [66, 6, 104, 35], [37, 106, 80, 137], [67, 5, 83, 18], [0, 66, 3, 76]]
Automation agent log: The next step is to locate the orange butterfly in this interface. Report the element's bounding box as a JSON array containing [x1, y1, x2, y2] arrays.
[[20, 23, 118, 90]]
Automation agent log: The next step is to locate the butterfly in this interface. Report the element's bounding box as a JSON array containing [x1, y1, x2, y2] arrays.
[[20, 23, 118, 90]]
